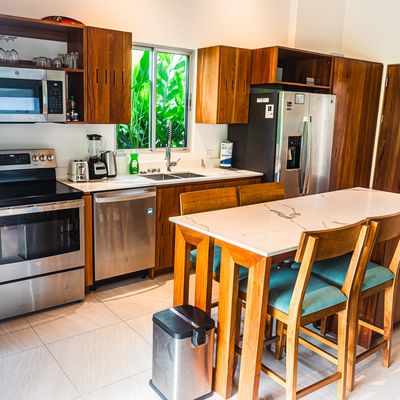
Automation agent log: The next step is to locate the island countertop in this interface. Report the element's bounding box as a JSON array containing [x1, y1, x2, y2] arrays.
[[170, 187, 400, 257]]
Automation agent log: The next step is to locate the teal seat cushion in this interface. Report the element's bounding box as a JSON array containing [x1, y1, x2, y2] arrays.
[[239, 267, 347, 316], [291, 254, 394, 292], [190, 246, 249, 280]]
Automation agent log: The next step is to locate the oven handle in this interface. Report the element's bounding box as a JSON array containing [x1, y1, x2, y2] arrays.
[[42, 79, 48, 118], [0, 199, 84, 217]]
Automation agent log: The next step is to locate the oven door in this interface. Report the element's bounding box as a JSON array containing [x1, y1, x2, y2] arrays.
[[0, 67, 47, 122], [0, 199, 84, 283]]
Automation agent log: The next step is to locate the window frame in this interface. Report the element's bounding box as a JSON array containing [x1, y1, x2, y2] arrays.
[[121, 42, 194, 153]]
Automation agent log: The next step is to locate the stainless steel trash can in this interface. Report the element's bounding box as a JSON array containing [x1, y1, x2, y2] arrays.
[[150, 305, 215, 400]]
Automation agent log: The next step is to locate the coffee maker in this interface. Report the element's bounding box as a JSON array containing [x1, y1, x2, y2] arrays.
[[87, 134, 107, 180]]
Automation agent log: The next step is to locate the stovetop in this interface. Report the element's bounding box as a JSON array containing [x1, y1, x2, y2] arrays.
[[0, 180, 83, 208]]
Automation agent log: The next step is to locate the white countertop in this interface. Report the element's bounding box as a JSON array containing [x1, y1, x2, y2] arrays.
[[60, 168, 262, 193], [170, 188, 400, 258]]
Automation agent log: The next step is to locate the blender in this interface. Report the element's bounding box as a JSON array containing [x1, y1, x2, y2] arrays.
[[87, 134, 107, 180]]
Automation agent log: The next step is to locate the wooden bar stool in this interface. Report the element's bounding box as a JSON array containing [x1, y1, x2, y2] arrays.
[[238, 220, 378, 399], [179, 187, 247, 282], [294, 212, 400, 391]]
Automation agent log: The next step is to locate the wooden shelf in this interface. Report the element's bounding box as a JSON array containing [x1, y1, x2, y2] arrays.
[[0, 60, 83, 72], [274, 81, 331, 90]]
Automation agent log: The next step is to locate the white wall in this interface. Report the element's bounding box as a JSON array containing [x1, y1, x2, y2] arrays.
[[293, 0, 346, 55], [0, 0, 292, 176]]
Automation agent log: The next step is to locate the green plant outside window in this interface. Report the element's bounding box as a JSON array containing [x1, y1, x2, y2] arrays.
[[116, 47, 190, 150]]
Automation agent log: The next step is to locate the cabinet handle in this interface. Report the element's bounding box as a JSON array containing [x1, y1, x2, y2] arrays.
[[122, 70, 124, 85], [105, 69, 108, 84], [113, 70, 116, 85], [225, 80, 228, 91], [231, 80, 234, 91], [96, 68, 99, 84]]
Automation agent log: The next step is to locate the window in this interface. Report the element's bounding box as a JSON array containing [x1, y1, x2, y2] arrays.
[[116, 45, 192, 150]]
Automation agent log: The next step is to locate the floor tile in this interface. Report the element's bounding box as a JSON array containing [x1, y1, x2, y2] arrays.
[[126, 313, 153, 344], [94, 277, 159, 302], [0, 317, 42, 358], [47, 322, 152, 394], [102, 284, 172, 321], [84, 369, 159, 400], [27, 297, 120, 343], [0, 346, 79, 400]]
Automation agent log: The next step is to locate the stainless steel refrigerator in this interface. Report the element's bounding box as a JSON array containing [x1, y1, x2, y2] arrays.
[[228, 89, 336, 198]]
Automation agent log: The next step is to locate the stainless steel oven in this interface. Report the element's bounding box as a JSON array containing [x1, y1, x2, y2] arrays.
[[0, 199, 85, 319], [0, 66, 66, 123]]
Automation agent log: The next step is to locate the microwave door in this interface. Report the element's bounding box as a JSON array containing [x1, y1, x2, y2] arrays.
[[0, 67, 46, 122]]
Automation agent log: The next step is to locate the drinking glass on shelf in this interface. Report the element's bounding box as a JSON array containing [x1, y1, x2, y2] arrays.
[[70, 51, 79, 69], [3, 36, 11, 62], [0, 36, 6, 63], [9, 36, 19, 63]]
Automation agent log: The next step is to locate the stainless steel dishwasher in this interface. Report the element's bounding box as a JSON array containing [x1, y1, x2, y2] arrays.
[[93, 187, 156, 281]]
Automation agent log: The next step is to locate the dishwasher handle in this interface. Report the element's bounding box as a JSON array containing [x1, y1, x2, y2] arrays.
[[94, 188, 156, 204]]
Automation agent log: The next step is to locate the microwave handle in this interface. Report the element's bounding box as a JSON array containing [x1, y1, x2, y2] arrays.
[[42, 79, 48, 118]]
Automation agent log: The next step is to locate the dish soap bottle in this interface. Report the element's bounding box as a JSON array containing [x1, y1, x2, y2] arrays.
[[129, 152, 139, 174]]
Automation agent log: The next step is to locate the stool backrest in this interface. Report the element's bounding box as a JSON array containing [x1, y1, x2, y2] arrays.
[[238, 182, 285, 206], [180, 187, 238, 216], [367, 212, 400, 276]]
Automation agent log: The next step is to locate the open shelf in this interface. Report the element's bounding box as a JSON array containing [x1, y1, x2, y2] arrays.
[[0, 61, 83, 73], [251, 46, 333, 91]]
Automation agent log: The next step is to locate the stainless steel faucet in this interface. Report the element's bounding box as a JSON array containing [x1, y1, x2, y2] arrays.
[[165, 120, 180, 172]]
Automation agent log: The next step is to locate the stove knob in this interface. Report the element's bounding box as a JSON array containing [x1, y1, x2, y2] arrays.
[[47, 154, 55, 161], [39, 154, 46, 162], [32, 154, 39, 162]]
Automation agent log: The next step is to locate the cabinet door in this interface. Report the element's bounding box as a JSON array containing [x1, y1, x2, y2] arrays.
[[231, 48, 252, 123], [330, 58, 383, 190], [86, 27, 111, 123], [109, 30, 132, 124]]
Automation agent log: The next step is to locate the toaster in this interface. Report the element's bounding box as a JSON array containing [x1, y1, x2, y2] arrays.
[[68, 160, 89, 182]]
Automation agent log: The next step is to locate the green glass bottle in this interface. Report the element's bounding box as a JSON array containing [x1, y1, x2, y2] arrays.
[[129, 152, 139, 174]]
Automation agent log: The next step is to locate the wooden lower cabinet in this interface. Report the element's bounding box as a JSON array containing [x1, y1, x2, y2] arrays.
[[152, 177, 261, 277]]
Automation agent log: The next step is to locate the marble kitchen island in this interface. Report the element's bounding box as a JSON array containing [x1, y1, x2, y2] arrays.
[[170, 187, 400, 399]]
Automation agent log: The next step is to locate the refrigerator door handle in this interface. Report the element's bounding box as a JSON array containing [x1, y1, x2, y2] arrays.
[[300, 117, 310, 195]]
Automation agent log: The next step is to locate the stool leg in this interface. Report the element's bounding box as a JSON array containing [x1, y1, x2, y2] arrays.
[[383, 284, 395, 368], [234, 298, 243, 373], [265, 314, 273, 350], [285, 322, 299, 400], [346, 305, 358, 392], [276, 320, 286, 360], [320, 316, 328, 336], [337, 309, 349, 400]]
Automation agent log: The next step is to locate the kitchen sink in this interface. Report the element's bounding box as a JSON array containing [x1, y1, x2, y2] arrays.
[[170, 172, 206, 178], [145, 172, 206, 181], [145, 173, 180, 181]]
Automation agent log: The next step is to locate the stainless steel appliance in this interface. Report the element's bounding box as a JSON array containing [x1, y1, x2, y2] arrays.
[[93, 187, 156, 282], [228, 89, 336, 198], [68, 160, 89, 182], [151, 305, 215, 400], [0, 149, 84, 320], [0, 66, 66, 123], [99, 151, 117, 177], [87, 134, 107, 180]]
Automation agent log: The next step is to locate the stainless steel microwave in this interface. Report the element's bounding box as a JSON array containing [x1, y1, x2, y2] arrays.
[[0, 66, 66, 123]]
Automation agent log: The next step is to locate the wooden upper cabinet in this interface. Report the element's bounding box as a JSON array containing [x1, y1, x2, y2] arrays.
[[85, 27, 132, 124], [329, 57, 383, 190], [196, 46, 252, 124], [251, 46, 333, 90]]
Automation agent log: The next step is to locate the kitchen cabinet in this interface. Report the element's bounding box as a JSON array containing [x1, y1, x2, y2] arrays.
[[196, 46, 252, 124], [329, 57, 383, 190], [251, 46, 333, 91], [85, 27, 132, 124], [152, 177, 262, 277]]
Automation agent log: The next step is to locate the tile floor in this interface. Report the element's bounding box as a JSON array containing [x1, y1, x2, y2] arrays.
[[0, 273, 399, 400]]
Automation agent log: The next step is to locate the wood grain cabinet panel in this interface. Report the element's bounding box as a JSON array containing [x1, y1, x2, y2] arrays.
[[153, 177, 261, 276], [330, 57, 383, 190], [196, 46, 252, 124], [85, 27, 132, 124]]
